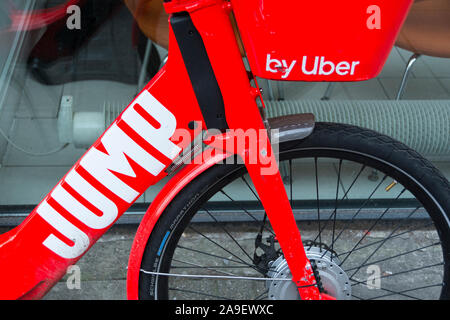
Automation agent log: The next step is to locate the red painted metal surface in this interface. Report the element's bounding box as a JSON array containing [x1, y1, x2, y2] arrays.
[[0, 21, 205, 300], [231, 0, 413, 81], [0, 0, 410, 300], [126, 150, 231, 300]]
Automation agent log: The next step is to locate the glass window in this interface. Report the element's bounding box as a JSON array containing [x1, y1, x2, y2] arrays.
[[0, 0, 449, 224]]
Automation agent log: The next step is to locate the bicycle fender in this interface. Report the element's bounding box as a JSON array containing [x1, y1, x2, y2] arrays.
[[126, 150, 230, 299], [126, 113, 315, 299]]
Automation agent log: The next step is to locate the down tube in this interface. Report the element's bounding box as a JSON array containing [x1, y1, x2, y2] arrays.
[[0, 29, 205, 300]]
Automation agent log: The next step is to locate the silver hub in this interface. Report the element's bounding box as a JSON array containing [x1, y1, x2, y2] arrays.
[[266, 246, 351, 300]]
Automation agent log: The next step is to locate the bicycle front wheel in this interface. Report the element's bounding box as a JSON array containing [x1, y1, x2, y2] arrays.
[[138, 122, 450, 300]]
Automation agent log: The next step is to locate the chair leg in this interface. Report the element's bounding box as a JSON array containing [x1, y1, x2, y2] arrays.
[[396, 53, 421, 100], [159, 54, 168, 70], [321, 83, 335, 100], [137, 39, 153, 92], [266, 79, 275, 100], [276, 81, 285, 101]]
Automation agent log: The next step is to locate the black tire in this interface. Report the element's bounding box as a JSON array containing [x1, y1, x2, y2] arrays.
[[138, 122, 450, 300]]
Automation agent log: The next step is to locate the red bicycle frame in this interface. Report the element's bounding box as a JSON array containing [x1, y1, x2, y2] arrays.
[[0, 0, 409, 300]]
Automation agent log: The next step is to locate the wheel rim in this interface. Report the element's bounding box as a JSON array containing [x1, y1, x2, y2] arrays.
[[146, 148, 448, 300]]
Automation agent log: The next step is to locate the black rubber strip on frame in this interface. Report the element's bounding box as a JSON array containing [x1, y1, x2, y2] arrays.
[[170, 12, 229, 131]]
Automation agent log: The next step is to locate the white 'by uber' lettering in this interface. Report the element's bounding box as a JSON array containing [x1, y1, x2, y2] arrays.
[[302, 56, 360, 76], [265, 54, 297, 79], [267, 54, 361, 78]]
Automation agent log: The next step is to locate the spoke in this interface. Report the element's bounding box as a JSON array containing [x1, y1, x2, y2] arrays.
[[337, 220, 435, 257], [142, 269, 291, 281], [313, 164, 367, 244], [350, 262, 444, 287], [348, 206, 421, 278], [220, 189, 275, 236], [172, 265, 251, 269], [289, 159, 293, 209], [177, 245, 254, 267], [169, 287, 233, 300], [254, 290, 269, 300], [333, 161, 349, 200], [331, 159, 343, 254], [240, 176, 270, 241], [171, 258, 237, 276], [366, 286, 419, 300], [367, 283, 443, 300], [319, 173, 388, 259], [203, 207, 254, 263], [315, 157, 322, 246], [343, 241, 441, 273], [340, 188, 406, 265], [151, 267, 317, 290], [188, 225, 258, 271], [241, 175, 261, 203], [350, 279, 422, 300]]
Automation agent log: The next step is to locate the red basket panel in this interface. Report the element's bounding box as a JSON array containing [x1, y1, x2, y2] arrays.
[[231, 0, 413, 81]]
